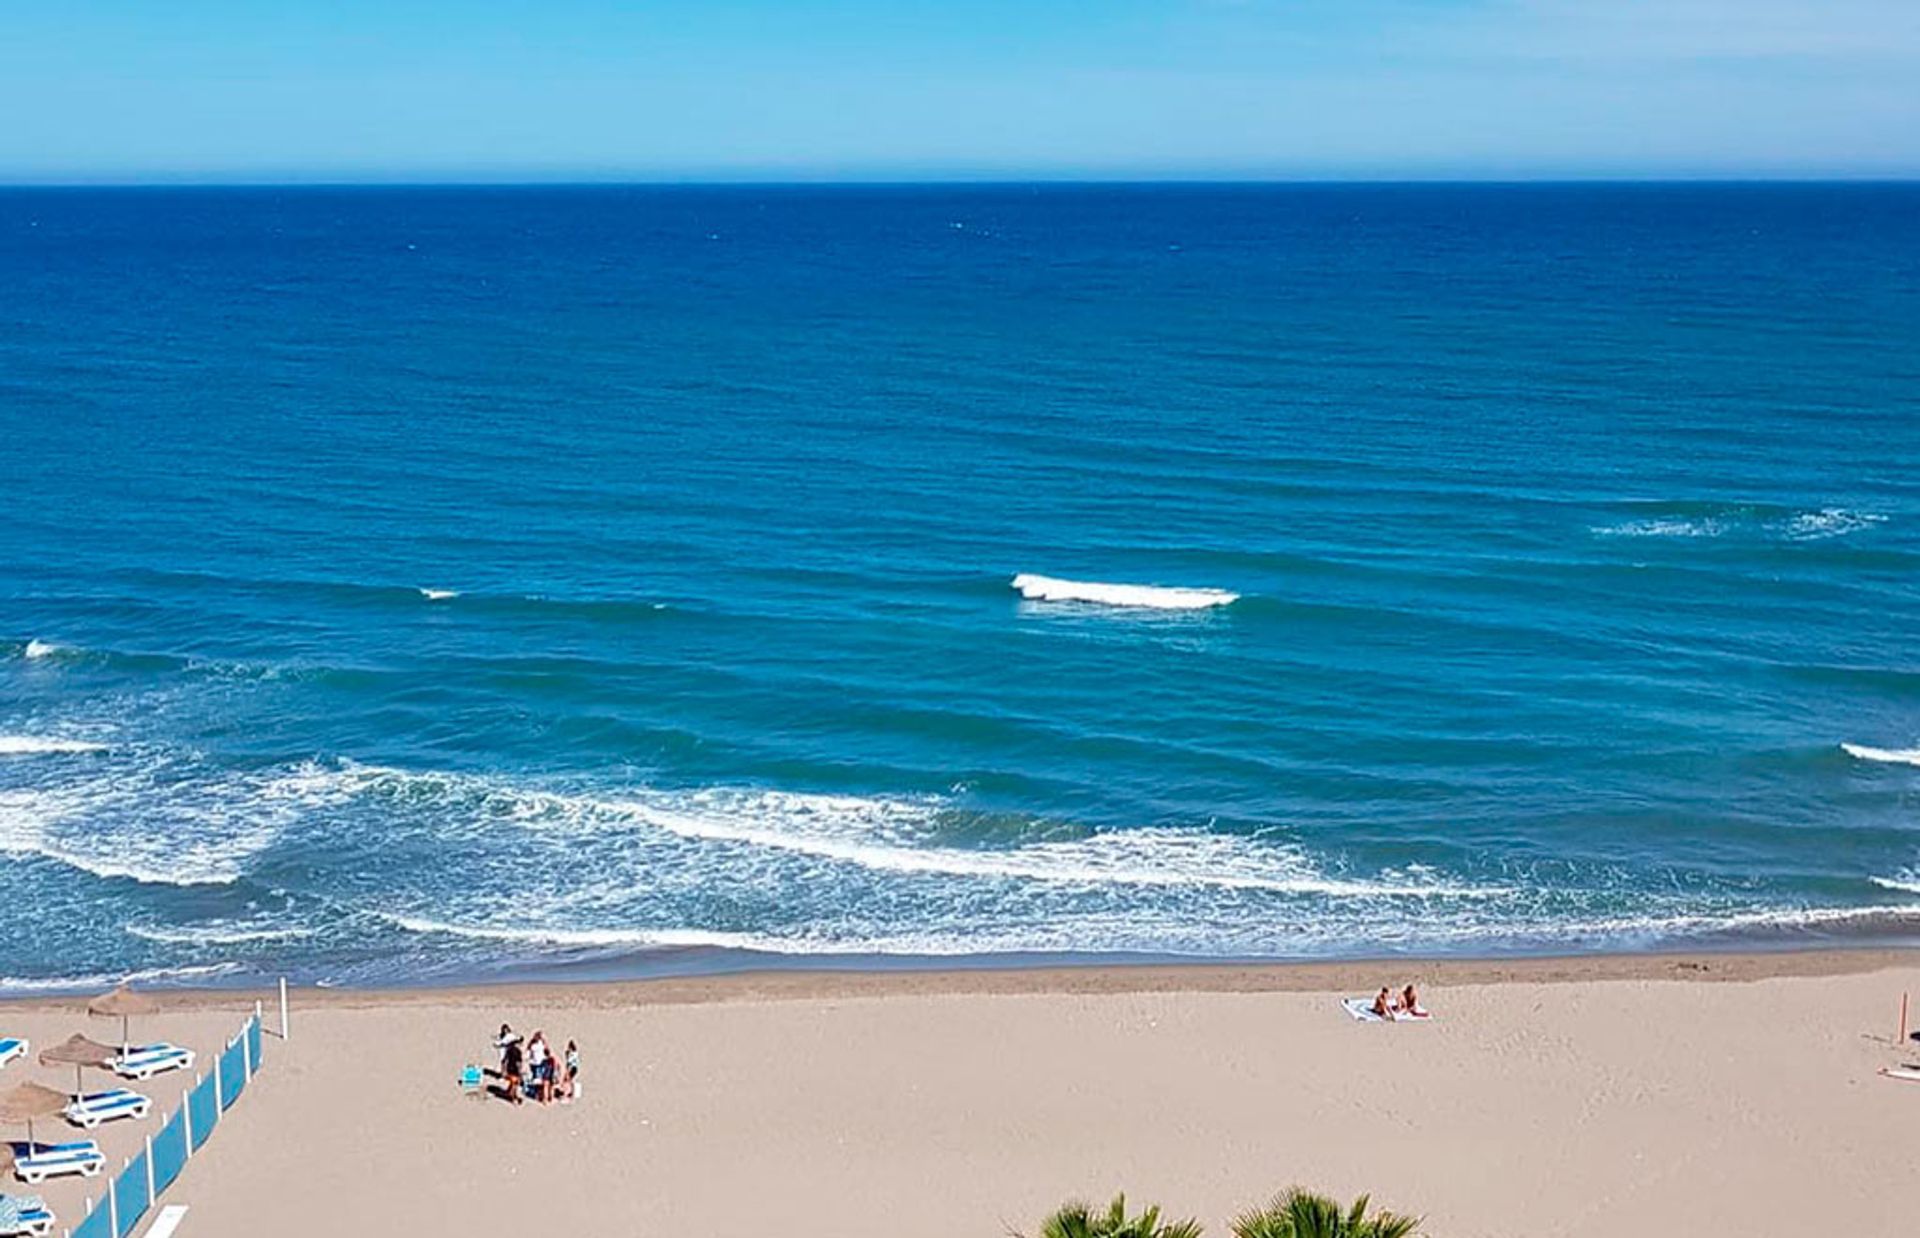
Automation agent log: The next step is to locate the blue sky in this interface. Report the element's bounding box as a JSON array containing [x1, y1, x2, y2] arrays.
[[5, 1, 1916, 181]]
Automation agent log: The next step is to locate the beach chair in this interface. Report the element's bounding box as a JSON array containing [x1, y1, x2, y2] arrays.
[[62, 1088, 151, 1130], [0, 1039, 24, 1071], [13, 1141, 104, 1185], [109, 1043, 194, 1081], [0, 1194, 53, 1238]]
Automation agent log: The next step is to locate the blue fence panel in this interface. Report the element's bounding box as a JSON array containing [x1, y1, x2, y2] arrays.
[[112, 1151, 151, 1238], [151, 1106, 189, 1195], [188, 1073, 220, 1149], [218, 1037, 248, 1109], [248, 1013, 263, 1072], [71, 1198, 114, 1238]]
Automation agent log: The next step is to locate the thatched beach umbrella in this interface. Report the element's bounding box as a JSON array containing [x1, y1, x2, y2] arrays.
[[88, 984, 160, 1052], [38, 1033, 116, 1094], [0, 1081, 69, 1149]]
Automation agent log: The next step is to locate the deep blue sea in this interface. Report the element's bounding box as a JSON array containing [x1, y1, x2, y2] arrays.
[[3, 184, 1919, 989]]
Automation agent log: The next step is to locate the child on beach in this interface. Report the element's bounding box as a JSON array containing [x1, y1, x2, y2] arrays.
[[561, 1039, 580, 1102]]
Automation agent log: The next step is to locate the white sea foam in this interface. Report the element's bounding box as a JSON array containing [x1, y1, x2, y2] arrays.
[[124, 922, 315, 946], [22, 639, 63, 659], [0, 748, 296, 886], [1592, 507, 1886, 542], [0, 963, 244, 995], [1785, 508, 1887, 541], [377, 914, 782, 952], [1385, 901, 1920, 948], [1841, 742, 1920, 767], [418, 588, 459, 601], [379, 898, 1920, 960], [1869, 871, 1920, 896], [304, 760, 1502, 900], [1012, 573, 1239, 610], [1591, 518, 1724, 539], [0, 735, 108, 756]]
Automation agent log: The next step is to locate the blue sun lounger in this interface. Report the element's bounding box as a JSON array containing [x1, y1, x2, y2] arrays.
[[109, 1043, 194, 1081], [13, 1141, 103, 1186], [63, 1089, 150, 1130], [0, 1040, 24, 1071], [0, 1194, 54, 1238]]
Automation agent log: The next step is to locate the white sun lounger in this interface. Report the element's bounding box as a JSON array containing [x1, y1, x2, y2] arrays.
[[13, 1141, 104, 1186], [63, 1088, 150, 1129], [0, 1039, 25, 1070], [0, 1195, 54, 1238], [110, 1043, 194, 1081]]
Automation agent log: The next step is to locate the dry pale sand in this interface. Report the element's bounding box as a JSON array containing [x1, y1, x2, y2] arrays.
[[6, 952, 1920, 1238]]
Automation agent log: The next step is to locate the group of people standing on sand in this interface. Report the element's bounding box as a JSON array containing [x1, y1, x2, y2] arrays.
[[1370, 983, 1428, 1021], [494, 1024, 580, 1105]]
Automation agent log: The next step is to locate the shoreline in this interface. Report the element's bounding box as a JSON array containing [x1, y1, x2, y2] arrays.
[[5, 943, 1915, 1011]]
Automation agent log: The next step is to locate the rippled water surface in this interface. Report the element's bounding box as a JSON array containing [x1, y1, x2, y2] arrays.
[[2, 184, 1918, 987]]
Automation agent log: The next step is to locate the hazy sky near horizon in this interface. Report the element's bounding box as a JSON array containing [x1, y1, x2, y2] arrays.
[[6, 1, 1917, 180]]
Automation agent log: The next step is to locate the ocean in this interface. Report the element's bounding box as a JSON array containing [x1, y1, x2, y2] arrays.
[[2, 183, 1918, 990]]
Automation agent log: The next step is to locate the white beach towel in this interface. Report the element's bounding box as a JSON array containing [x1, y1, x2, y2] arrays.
[[1878, 1064, 1920, 1083], [1342, 998, 1433, 1023]]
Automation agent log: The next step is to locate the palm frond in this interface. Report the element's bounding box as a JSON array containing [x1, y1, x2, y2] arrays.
[[1230, 1187, 1422, 1238], [1030, 1193, 1205, 1238]]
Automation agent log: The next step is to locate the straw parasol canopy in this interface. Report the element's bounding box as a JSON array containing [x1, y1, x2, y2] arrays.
[[88, 984, 161, 1051], [0, 1081, 69, 1149], [39, 1033, 116, 1093]]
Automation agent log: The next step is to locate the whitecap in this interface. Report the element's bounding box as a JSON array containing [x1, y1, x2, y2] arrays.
[[1591, 518, 1724, 539], [1869, 872, 1920, 896], [0, 735, 108, 756], [1784, 508, 1887, 541], [418, 588, 459, 601], [1012, 573, 1239, 610], [22, 639, 64, 659], [1841, 742, 1920, 767]]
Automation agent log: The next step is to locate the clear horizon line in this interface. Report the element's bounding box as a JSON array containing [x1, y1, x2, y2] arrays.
[[3, 172, 1918, 191]]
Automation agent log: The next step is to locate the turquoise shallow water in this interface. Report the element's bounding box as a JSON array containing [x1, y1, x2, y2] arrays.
[[2, 183, 1918, 988]]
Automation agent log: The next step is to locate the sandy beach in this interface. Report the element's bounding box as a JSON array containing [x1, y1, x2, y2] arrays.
[[7, 951, 1919, 1237]]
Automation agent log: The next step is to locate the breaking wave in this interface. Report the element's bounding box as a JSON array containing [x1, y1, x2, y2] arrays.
[[1870, 871, 1920, 896], [0, 963, 245, 995], [1012, 573, 1240, 610], [296, 760, 1497, 899], [0, 749, 309, 886], [1841, 742, 1920, 767]]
